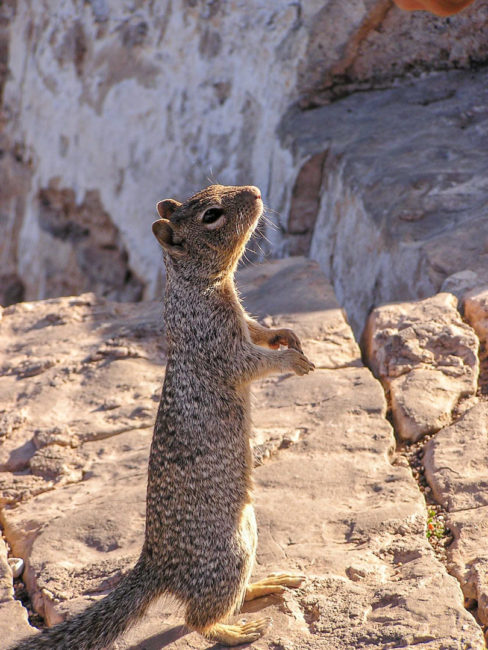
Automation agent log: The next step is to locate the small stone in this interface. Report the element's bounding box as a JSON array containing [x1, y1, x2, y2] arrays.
[[8, 557, 24, 579]]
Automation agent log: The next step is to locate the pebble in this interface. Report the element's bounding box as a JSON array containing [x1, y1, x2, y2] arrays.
[[8, 557, 24, 578]]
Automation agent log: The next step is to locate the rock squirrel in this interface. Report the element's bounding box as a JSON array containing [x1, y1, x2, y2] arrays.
[[11, 184, 314, 649]]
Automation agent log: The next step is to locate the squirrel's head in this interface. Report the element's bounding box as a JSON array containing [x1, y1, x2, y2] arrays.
[[152, 184, 263, 282]]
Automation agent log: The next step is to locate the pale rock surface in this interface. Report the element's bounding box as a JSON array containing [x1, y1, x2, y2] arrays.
[[464, 286, 488, 349], [0, 258, 483, 649], [424, 402, 488, 626], [2, 1, 488, 306], [237, 257, 361, 370], [281, 67, 488, 335], [442, 269, 488, 307], [365, 289, 488, 630], [0, 536, 35, 647], [298, 0, 488, 105], [364, 292, 479, 442]]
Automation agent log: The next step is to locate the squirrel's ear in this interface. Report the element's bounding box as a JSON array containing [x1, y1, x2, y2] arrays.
[[152, 219, 186, 257], [156, 199, 181, 220]]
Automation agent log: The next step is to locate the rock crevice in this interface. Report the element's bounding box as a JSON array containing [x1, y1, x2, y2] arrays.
[[363, 286, 488, 638]]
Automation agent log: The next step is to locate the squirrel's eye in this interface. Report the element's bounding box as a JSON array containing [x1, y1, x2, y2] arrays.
[[202, 207, 224, 224]]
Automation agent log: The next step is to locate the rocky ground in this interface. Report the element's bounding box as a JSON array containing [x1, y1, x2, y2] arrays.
[[1, 257, 488, 649]]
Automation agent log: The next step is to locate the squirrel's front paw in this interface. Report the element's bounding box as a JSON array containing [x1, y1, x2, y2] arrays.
[[268, 328, 303, 353], [281, 348, 315, 376]]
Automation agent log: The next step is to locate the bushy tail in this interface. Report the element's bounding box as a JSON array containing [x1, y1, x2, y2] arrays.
[[10, 558, 161, 650]]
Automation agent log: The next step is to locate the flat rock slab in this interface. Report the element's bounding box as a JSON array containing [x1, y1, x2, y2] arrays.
[[364, 292, 479, 442], [0, 258, 483, 649], [424, 401, 488, 626]]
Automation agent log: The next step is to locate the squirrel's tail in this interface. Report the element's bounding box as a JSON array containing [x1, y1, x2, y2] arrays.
[[10, 557, 161, 650]]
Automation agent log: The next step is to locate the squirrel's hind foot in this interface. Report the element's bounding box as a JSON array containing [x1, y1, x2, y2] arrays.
[[245, 573, 306, 601], [203, 618, 271, 646]]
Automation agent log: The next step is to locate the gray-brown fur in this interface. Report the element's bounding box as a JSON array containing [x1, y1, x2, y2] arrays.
[[11, 184, 313, 649]]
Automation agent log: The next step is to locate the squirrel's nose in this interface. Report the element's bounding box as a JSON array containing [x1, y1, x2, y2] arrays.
[[246, 186, 262, 201]]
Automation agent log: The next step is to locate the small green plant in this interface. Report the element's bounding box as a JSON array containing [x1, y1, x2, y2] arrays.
[[426, 506, 445, 540]]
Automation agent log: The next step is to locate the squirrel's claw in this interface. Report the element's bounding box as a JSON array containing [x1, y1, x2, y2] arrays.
[[269, 328, 304, 353], [282, 349, 315, 376]]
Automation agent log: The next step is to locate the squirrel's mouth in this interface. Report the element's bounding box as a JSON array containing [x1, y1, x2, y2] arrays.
[[234, 186, 263, 232]]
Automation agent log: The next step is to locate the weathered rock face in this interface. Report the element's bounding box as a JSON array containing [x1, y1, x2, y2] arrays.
[[280, 67, 488, 335], [2, 1, 488, 307], [0, 538, 34, 648], [424, 403, 488, 626], [1, 0, 310, 304], [364, 286, 488, 637], [364, 292, 479, 442], [298, 0, 488, 105], [0, 258, 483, 648], [465, 286, 488, 349], [36, 181, 143, 301]]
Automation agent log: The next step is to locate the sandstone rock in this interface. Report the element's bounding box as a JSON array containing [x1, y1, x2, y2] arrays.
[[280, 67, 488, 335], [424, 402, 488, 513], [464, 286, 488, 348], [364, 292, 479, 442], [0, 289, 165, 628], [298, 0, 488, 106], [0, 537, 36, 647], [442, 267, 488, 306], [237, 257, 361, 369], [2, 2, 488, 306], [286, 152, 328, 256], [0, 258, 483, 648], [423, 402, 488, 626], [0, 292, 163, 511], [447, 509, 488, 626], [389, 368, 473, 442]]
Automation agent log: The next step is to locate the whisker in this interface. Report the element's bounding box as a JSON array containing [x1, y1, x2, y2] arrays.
[[256, 240, 267, 256], [242, 250, 260, 267], [258, 232, 273, 246], [262, 203, 282, 217], [206, 170, 220, 186], [261, 213, 280, 232]]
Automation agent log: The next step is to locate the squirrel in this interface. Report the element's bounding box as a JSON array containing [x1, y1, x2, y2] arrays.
[[11, 184, 314, 649]]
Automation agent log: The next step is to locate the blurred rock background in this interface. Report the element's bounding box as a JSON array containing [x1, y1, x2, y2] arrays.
[[1, 0, 488, 333]]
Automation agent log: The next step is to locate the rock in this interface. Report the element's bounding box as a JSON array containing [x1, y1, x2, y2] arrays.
[[280, 67, 488, 335], [298, 0, 488, 106], [442, 268, 488, 306], [389, 368, 473, 443], [2, 2, 488, 306], [8, 557, 24, 579], [364, 292, 479, 442], [424, 402, 488, 626], [464, 286, 488, 349], [237, 257, 361, 369], [424, 403, 488, 512], [286, 152, 328, 256], [0, 537, 36, 647], [0, 258, 483, 648]]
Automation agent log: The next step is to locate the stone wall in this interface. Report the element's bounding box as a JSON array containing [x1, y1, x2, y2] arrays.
[[1, 1, 488, 311]]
